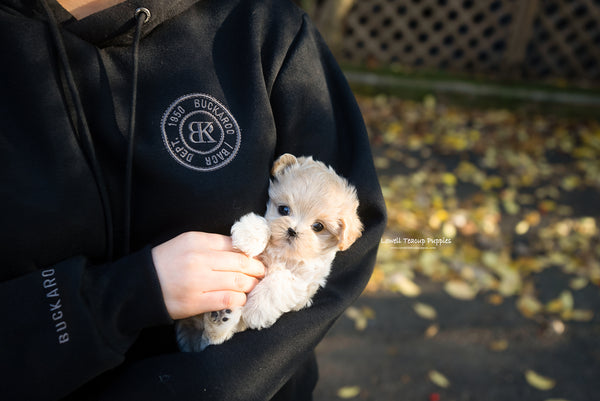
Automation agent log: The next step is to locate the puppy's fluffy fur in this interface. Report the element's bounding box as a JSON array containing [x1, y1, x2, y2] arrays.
[[176, 154, 363, 352]]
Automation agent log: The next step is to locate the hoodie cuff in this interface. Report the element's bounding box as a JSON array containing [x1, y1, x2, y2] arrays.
[[83, 246, 173, 353], [118, 246, 173, 334]]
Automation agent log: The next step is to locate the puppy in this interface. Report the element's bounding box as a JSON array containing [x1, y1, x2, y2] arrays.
[[176, 153, 363, 352]]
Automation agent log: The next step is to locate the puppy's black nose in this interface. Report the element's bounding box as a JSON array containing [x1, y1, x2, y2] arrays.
[[287, 227, 297, 238]]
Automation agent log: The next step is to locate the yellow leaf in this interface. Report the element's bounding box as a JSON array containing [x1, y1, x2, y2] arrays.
[[525, 211, 541, 226], [525, 370, 556, 390], [546, 290, 574, 314], [577, 217, 597, 236], [482, 252, 499, 268], [515, 220, 530, 235], [539, 200, 557, 213], [442, 222, 457, 238], [436, 209, 450, 222], [413, 302, 437, 320], [489, 339, 509, 352], [482, 175, 504, 191], [354, 316, 368, 331], [429, 214, 442, 230], [423, 94, 436, 110], [442, 173, 457, 186], [504, 200, 520, 215], [365, 266, 385, 293], [550, 319, 565, 335], [487, 294, 504, 305], [561, 175, 580, 191], [374, 157, 390, 170], [498, 268, 522, 297], [560, 290, 574, 311], [345, 306, 361, 320], [444, 280, 478, 300], [546, 298, 564, 314], [570, 309, 594, 322], [424, 324, 439, 338], [337, 386, 361, 399], [428, 370, 451, 388], [392, 274, 421, 297], [361, 306, 376, 320], [517, 295, 543, 318], [344, 306, 373, 331]]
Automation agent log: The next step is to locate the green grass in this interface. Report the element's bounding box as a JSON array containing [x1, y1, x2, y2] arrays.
[[342, 65, 600, 120]]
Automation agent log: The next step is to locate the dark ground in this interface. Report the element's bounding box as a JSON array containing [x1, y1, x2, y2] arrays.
[[314, 270, 600, 401]]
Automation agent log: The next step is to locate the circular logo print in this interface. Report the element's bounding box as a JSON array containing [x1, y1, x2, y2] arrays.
[[161, 93, 241, 171]]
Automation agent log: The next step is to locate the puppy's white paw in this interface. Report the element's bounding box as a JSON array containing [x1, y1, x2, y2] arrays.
[[231, 213, 270, 257], [200, 307, 244, 350]]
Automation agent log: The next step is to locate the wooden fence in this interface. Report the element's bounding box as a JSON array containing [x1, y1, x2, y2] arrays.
[[311, 0, 600, 85]]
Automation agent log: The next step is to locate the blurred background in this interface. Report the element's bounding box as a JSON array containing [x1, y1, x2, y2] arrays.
[[291, 1, 600, 400]]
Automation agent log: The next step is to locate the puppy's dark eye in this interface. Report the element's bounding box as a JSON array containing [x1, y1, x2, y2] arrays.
[[312, 222, 324, 232], [278, 205, 291, 216]]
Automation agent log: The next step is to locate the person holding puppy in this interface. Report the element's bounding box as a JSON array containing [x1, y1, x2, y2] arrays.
[[0, 0, 386, 400]]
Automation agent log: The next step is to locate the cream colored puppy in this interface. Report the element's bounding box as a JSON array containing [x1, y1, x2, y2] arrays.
[[176, 154, 363, 352]]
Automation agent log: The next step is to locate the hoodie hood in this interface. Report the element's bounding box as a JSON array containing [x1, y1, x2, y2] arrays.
[[1, 0, 200, 46]]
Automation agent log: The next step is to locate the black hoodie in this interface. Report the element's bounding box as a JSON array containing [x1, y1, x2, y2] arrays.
[[0, 0, 386, 399]]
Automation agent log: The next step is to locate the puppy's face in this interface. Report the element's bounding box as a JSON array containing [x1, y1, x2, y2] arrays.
[[264, 154, 363, 261]]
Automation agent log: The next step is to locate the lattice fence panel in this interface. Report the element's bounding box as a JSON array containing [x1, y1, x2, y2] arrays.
[[339, 0, 600, 82], [523, 0, 600, 81]]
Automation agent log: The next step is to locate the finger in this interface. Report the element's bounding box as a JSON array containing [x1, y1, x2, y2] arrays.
[[210, 251, 266, 278], [207, 271, 259, 293], [197, 291, 247, 313], [183, 231, 234, 252]]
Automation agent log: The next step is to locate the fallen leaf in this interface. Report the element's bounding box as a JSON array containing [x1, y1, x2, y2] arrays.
[[570, 309, 594, 322], [515, 220, 530, 235], [497, 268, 523, 297], [525, 370, 556, 390], [546, 290, 574, 315], [391, 274, 421, 297], [577, 217, 597, 236], [569, 277, 588, 291], [444, 280, 478, 300], [550, 319, 566, 335], [374, 156, 390, 170], [561, 175, 580, 191], [489, 339, 509, 351], [517, 295, 543, 318], [487, 293, 504, 305], [344, 307, 371, 331], [442, 172, 457, 186], [337, 386, 361, 399], [428, 370, 451, 388], [413, 302, 437, 320], [424, 324, 440, 338]]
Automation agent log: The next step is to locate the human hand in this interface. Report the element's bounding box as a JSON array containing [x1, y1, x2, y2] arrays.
[[151, 232, 265, 320]]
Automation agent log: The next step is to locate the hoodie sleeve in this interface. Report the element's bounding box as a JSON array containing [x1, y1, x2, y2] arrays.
[[95, 13, 386, 401], [0, 247, 173, 401]]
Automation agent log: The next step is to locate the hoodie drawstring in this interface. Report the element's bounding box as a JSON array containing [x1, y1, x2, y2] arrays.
[[40, 1, 151, 260], [41, 0, 114, 261], [124, 7, 151, 255]]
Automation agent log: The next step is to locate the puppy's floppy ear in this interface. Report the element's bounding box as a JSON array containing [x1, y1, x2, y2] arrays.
[[271, 153, 298, 177], [337, 212, 363, 251]]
